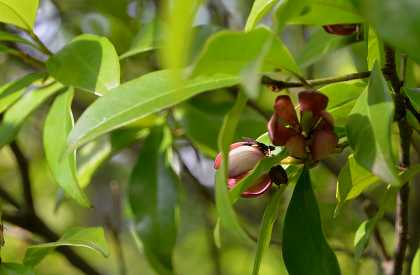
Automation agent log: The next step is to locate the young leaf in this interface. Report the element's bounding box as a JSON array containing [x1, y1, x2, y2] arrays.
[[47, 34, 120, 94], [67, 70, 239, 150], [215, 91, 253, 244], [0, 263, 35, 275], [43, 88, 90, 207], [23, 227, 109, 266], [347, 64, 400, 186], [245, 0, 277, 31], [192, 27, 301, 77], [282, 168, 341, 275], [129, 127, 178, 275], [0, 0, 39, 30], [252, 187, 285, 275], [0, 81, 63, 148], [0, 72, 45, 113]]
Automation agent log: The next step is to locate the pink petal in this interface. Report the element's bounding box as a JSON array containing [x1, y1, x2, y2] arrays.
[[310, 129, 338, 161], [228, 145, 265, 177], [241, 175, 272, 198], [214, 153, 222, 169], [273, 95, 299, 127], [268, 113, 299, 146]]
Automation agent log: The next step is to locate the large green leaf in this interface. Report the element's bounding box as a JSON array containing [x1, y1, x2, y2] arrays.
[[0, 72, 45, 113], [354, 0, 420, 65], [347, 64, 399, 186], [413, 249, 420, 275], [0, 263, 35, 275], [129, 127, 178, 275], [67, 70, 239, 150], [215, 91, 253, 244], [289, 0, 363, 25], [320, 81, 366, 127], [274, 0, 309, 31], [191, 27, 301, 77], [282, 168, 341, 275], [47, 34, 120, 94], [43, 88, 90, 207], [366, 27, 384, 70], [0, 0, 39, 30], [252, 187, 285, 275], [245, 0, 277, 31], [23, 227, 109, 266], [0, 81, 63, 148]]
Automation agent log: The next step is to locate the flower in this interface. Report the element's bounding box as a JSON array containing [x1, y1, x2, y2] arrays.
[[322, 24, 358, 36], [214, 141, 273, 197], [268, 91, 338, 161]]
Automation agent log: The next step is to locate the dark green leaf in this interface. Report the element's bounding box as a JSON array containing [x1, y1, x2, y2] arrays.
[[347, 64, 399, 185], [24, 227, 109, 266], [129, 127, 178, 275], [68, 70, 239, 150], [47, 34, 120, 94], [282, 168, 341, 275], [0, 263, 35, 275], [0, 0, 39, 30], [0, 81, 63, 148], [43, 88, 90, 207]]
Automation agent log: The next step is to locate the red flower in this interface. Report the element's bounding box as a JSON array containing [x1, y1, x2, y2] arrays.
[[268, 91, 338, 161], [214, 141, 271, 198], [323, 24, 358, 36]]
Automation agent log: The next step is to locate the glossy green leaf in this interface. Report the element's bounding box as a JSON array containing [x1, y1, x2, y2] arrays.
[[0, 0, 39, 30], [412, 249, 420, 275], [129, 127, 178, 275], [274, 0, 309, 31], [404, 88, 420, 112], [289, 0, 363, 25], [353, 188, 395, 259], [68, 70, 239, 150], [215, 91, 253, 244], [23, 227, 109, 266], [367, 27, 384, 70], [297, 30, 355, 68], [47, 34, 120, 94], [0, 263, 35, 275], [0, 81, 63, 148], [320, 81, 366, 127], [355, 0, 420, 64], [282, 168, 341, 275], [192, 27, 301, 77], [245, 0, 277, 31], [347, 64, 399, 186], [0, 72, 45, 113], [120, 20, 159, 59], [252, 187, 285, 275], [44, 88, 90, 207]]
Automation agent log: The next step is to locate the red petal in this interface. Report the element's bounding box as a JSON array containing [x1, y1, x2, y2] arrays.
[[214, 153, 222, 169], [273, 95, 299, 127], [285, 134, 306, 158], [268, 113, 299, 146], [241, 175, 272, 198], [214, 141, 260, 170], [310, 129, 338, 161], [323, 24, 357, 36], [317, 111, 335, 130], [298, 91, 328, 116]]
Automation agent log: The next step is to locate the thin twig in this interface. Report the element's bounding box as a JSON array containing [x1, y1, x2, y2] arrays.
[[7, 44, 45, 69], [24, 30, 53, 56]]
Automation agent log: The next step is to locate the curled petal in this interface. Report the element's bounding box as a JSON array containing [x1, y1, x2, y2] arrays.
[[227, 144, 264, 177], [213, 141, 261, 170], [268, 113, 299, 146], [273, 95, 299, 127], [285, 134, 306, 158], [241, 175, 272, 198], [310, 129, 338, 161], [298, 91, 328, 116]]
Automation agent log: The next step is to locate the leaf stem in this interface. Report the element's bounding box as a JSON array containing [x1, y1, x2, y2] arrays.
[[25, 30, 53, 56]]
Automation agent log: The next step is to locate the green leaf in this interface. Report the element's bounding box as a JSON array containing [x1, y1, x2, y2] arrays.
[[120, 20, 159, 59], [297, 30, 355, 68], [320, 81, 366, 127], [43, 88, 90, 207], [192, 27, 301, 77], [23, 227, 109, 266], [0, 72, 45, 113], [347, 64, 399, 186], [0, 81, 63, 148], [252, 187, 285, 275], [353, 187, 395, 259], [288, 0, 363, 25], [335, 154, 379, 215], [0, 30, 36, 47], [274, 0, 309, 31], [367, 27, 384, 70], [68, 70, 239, 150], [412, 249, 420, 275], [404, 88, 420, 112], [215, 91, 253, 244], [282, 168, 341, 275], [0, 0, 39, 30], [129, 127, 178, 275], [245, 0, 277, 31], [47, 34, 120, 94], [0, 263, 35, 275], [354, 0, 420, 65]]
